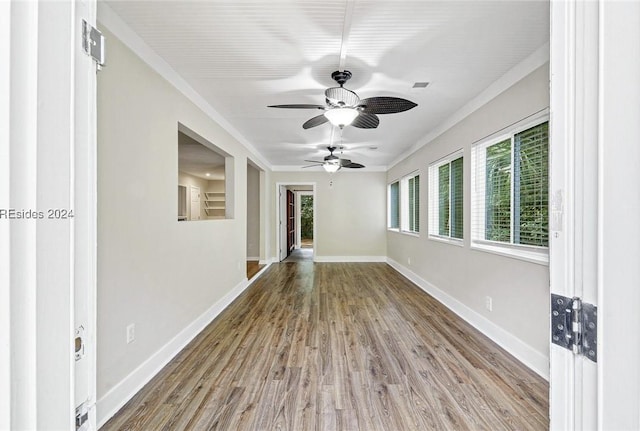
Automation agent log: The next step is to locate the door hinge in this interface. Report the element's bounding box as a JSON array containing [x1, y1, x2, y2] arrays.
[[551, 294, 597, 362], [82, 20, 106, 69], [75, 401, 90, 431]]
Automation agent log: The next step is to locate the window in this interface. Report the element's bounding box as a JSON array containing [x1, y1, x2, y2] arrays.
[[387, 172, 420, 234], [471, 120, 549, 263], [402, 172, 420, 233], [388, 181, 400, 229], [429, 152, 463, 242]]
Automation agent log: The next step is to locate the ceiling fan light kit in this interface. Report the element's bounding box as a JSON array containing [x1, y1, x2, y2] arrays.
[[323, 160, 341, 173], [304, 146, 365, 172], [324, 107, 359, 128]]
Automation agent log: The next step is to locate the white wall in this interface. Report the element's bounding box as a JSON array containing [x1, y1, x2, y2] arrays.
[[96, 26, 270, 424], [387, 64, 550, 375], [272, 171, 387, 261], [247, 164, 260, 259]]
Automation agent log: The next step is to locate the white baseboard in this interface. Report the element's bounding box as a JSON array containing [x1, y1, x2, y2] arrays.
[[96, 277, 253, 428], [313, 255, 387, 263], [386, 258, 549, 380], [247, 256, 260, 261]]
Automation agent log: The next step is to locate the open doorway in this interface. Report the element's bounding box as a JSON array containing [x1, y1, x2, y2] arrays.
[[277, 183, 315, 262], [246, 160, 265, 280], [298, 193, 313, 249]]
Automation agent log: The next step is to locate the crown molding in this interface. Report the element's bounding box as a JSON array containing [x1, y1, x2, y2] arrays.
[[97, 2, 273, 171]]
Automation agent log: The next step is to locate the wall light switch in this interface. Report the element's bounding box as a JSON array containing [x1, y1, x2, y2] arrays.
[[126, 324, 135, 344], [485, 296, 493, 312]]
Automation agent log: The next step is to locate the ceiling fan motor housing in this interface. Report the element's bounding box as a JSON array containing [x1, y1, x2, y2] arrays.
[[331, 70, 352, 86]]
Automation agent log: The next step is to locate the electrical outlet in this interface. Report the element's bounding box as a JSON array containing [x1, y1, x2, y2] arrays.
[[126, 324, 135, 344], [485, 296, 493, 312], [408, 257, 411, 265]]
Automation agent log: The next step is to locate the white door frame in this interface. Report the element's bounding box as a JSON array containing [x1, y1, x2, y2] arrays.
[[0, 1, 12, 428], [549, 1, 640, 429], [1, 1, 98, 429], [295, 191, 313, 249], [275, 183, 315, 262]]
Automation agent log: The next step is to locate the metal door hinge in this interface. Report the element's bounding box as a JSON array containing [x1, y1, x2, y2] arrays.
[[82, 20, 105, 69], [75, 401, 90, 431], [551, 294, 597, 362]]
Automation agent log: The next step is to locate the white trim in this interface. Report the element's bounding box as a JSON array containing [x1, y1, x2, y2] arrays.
[[96, 276, 257, 427], [246, 256, 260, 261], [387, 257, 549, 380], [96, 2, 272, 172], [313, 256, 387, 263], [389, 42, 550, 169], [470, 241, 549, 265], [427, 235, 464, 247], [0, 1, 10, 427]]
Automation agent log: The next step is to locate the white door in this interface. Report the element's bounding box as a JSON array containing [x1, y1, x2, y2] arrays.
[[549, 1, 640, 429], [1, 0, 97, 429], [74, 0, 99, 429], [190, 185, 201, 220]]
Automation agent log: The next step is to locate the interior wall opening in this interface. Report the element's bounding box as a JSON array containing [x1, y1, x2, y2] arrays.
[[177, 123, 234, 221]]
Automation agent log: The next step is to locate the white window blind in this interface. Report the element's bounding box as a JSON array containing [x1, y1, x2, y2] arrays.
[[401, 172, 420, 233], [471, 121, 549, 252], [388, 181, 399, 229], [429, 153, 463, 241]]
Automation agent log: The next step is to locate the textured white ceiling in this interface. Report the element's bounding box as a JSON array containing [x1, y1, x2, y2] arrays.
[[105, 0, 549, 169]]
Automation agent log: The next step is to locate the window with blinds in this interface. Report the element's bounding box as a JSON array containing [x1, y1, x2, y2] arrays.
[[471, 120, 549, 255], [429, 152, 463, 241], [401, 172, 420, 234], [388, 181, 400, 229], [408, 175, 420, 232]]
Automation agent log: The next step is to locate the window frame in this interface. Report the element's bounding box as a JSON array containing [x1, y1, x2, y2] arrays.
[[401, 171, 420, 235], [471, 115, 550, 265], [428, 150, 464, 246], [387, 180, 400, 231]]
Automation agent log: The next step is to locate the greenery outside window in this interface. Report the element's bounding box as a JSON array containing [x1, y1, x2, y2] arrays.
[[471, 119, 549, 264], [402, 172, 420, 234], [429, 152, 463, 243]]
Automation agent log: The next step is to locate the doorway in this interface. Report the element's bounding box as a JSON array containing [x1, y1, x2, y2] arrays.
[[277, 183, 315, 262], [246, 160, 265, 280], [297, 192, 313, 249]]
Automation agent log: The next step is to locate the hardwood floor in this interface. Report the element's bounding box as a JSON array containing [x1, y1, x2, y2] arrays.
[[246, 260, 265, 280], [102, 262, 548, 431]]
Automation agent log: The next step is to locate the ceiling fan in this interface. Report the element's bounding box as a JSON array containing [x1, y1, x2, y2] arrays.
[[303, 146, 365, 173], [268, 70, 418, 130]]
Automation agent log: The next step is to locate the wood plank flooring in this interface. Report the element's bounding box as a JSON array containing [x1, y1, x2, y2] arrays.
[[102, 262, 548, 431], [246, 260, 265, 280]]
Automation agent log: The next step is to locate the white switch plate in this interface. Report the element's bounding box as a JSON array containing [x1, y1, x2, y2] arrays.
[[126, 324, 135, 344], [485, 296, 493, 312]]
